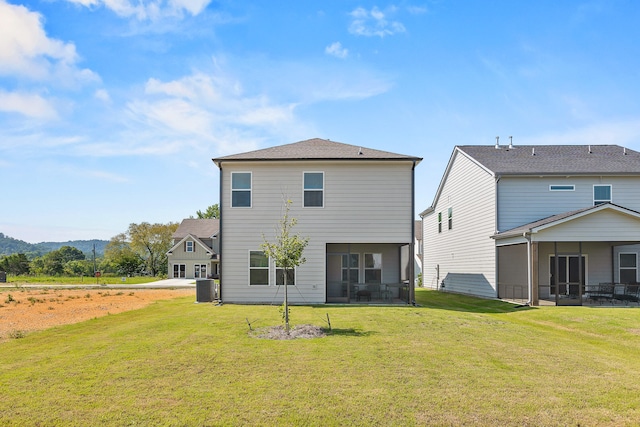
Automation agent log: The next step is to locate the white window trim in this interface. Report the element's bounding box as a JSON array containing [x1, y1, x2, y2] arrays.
[[231, 171, 252, 208], [185, 241, 194, 252], [593, 184, 612, 205], [549, 185, 575, 191], [248, 250, 269, 286], [447, 207, 453, 230], [364, 253, 383, 284], [619, 252, 638, 284], [303, 171, 324, 208], [275, 264, 297, 286]]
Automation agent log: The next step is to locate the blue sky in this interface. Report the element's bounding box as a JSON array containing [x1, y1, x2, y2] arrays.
[[2, 0, 640, 243]]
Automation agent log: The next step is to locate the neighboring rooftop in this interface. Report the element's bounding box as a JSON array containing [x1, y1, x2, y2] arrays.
[[173, 219, 219, 239], [213, 138, 422, 164], [458, 144, 640, 175]]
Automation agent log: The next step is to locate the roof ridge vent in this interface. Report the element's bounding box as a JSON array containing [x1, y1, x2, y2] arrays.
[[495, 136, 500, 149]]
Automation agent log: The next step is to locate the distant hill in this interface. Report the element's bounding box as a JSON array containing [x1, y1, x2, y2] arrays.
[[0, 233, 109, 258]]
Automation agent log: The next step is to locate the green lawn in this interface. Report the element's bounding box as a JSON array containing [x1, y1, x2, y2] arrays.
[[1, 289, 639, 426]]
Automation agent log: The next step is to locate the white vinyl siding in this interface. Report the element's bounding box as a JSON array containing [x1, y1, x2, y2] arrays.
[[422, 150, 497, 297], [220, 160, 414, 303], [498, 176, 640, 232]]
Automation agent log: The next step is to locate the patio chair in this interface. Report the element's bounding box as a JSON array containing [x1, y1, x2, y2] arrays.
[[616, 283, 640, 305], [588, 283, 615, 304]]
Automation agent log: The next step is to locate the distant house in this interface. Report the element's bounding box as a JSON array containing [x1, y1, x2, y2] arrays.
[[421, 144, 640, 306], [166, 219, 220, 279], [212, 138, 422, 304]]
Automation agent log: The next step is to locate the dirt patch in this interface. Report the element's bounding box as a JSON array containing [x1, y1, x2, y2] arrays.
[[251, 324, 327, 340], [0, 287, 194, 342]]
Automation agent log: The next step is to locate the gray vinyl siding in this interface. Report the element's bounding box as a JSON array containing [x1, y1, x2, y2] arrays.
[[498, 176, 640, 231], [220, 160, 415, 303], [423, 151, 497, 297]]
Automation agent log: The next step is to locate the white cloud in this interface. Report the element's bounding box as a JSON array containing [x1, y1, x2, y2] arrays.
[[0, 0, 97, 85], [349, 6, 406, 37], [0, 90, 58, 120], [64, 0, 212, 21], [325, 42, 349, 59], [94, 89, 111, 103]]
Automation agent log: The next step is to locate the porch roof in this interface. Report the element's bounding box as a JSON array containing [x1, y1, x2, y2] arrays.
[[492, 203, 640, 244]]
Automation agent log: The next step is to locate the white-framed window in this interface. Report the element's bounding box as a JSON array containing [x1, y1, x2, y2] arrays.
[[185, 241, 194, 252], [620, 253, 638, 284], [303, 172, 324, 207], [173, 264, 186, 278], [342, 254, 359, 284], [448, 207, 453, 230], [231, 172, 252, 208], [195, 264, 207, 279], [276, 265, 296, 286], [364, 253, 382, 283], [249, 250, 269, 285], [437, 212, 442, 233], [594, 185, 612, 205], [550, 185, 575, 191]]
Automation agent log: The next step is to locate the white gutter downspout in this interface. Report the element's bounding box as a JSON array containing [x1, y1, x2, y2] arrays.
[[524, 232, 532, 306]]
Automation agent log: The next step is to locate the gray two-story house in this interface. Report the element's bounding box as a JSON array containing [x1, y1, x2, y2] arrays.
[[213, 138, 422, 304], [421, 144, 640, 305]]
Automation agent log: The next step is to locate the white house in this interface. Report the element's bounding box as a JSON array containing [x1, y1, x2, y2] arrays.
[[212, 138, 422, 304], [167, 219, 220, 279], [421, 143, 640, 306]]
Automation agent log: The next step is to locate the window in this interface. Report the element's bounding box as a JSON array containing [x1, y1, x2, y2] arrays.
[[364, 253, 382, 283], [194, 264, 207, 279], [438, 212, 442, 233], [173, 264, 186, 278], [550, 185, 575, 191], [304, 172, 324, 207], [594, 185, 612, 205], [249, 251, 269, 285], [342, 254, 359, 284], [185, 241, 194, 252], [620, 253, 638, 284], [231, 172, 252, 207], [448, 207, 453, 230], [276, 266, 296, 286]]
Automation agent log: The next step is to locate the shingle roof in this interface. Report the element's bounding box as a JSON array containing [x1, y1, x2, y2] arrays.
[[458, 144, 640, 175], [173, 219, 219, 239], [213, 138, 422, 164]]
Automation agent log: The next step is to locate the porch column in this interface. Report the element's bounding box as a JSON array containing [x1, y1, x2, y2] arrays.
[[531, 242, 539, 306]]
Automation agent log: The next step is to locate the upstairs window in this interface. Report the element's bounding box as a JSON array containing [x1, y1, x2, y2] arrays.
[[231, 172, 252, 207], [304, 172, 324, 207], [594, 185, 612, 205], [438, 212, 442, 233], [448, 207, 453, 230], [550, 185, 575, 191], [185, 241, 194, 252]]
